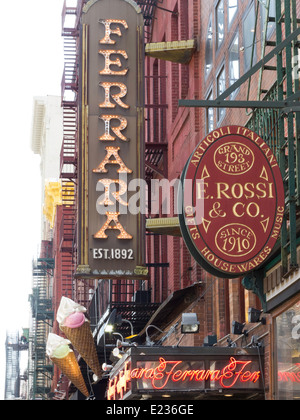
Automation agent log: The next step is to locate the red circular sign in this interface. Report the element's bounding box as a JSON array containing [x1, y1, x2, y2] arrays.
[[181, 126, 285, 277]]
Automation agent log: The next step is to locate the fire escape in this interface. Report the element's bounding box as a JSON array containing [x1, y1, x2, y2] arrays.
[[5, 331, 29, 400], [60, 0, 84, 304], [28, 252, 54, 400], [138, 0, 169, 186]]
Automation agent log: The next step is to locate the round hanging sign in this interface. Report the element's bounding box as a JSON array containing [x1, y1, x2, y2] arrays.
[[180, 125, 285, 278]]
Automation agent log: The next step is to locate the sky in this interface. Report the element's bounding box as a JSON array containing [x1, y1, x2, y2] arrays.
[[0, 0, 65, 399]]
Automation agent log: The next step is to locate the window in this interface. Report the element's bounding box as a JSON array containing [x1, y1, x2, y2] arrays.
[[217, 66, 226, 122], [228, 0, 238, 27], [216, 0, 225, 50], [229, 33, 240, 98], [243, 3, 256, 71], [260, 0, 276, 40], [206, 90, 214, 133], [205, 15, 213, 77], [275, 300, 300, 400]]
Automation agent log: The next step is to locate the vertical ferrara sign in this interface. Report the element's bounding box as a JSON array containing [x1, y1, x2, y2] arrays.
[[78, 0, 145, 276]]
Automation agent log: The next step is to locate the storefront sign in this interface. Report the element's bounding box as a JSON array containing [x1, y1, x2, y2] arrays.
[[106, 347, 263, 400], [180, 126, 285, 278], [78, 0, 145, 276]]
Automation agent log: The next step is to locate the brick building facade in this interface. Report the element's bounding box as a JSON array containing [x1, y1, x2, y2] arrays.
[[144, 0, 300, 400]]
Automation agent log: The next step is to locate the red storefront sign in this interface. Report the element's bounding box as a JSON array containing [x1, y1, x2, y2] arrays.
[[180, 126, 285, 278], [107, 353, 262, 400]]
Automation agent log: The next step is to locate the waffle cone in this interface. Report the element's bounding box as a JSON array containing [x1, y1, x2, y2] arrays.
[[61, 320, 101, 378], [51, 352, 89, 397]]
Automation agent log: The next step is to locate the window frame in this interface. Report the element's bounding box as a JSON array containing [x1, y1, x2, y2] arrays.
[[228, 31, 240, 99], [205, 14, 214, 78], [216, 0, 225, 51], [228, 0, 238, 28], [242, 1, 257, 72], [216, 64, 226, 123], [206, 88, 214, 134]]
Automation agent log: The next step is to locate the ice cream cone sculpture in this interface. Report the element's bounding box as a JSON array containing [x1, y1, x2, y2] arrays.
[[46, 333, 89, 398], [57, 297, 102, 379]]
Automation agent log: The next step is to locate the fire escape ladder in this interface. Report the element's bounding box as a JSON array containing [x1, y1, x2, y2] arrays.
[[145, 73, 168, 185], [61, 0, 80, 182], [59, 205, 76, 300], [60, 106, 77, 180], [61, 250, 75, 300]]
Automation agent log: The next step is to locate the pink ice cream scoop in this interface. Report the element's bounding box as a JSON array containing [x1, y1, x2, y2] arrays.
[[64, 311, 86, 328]]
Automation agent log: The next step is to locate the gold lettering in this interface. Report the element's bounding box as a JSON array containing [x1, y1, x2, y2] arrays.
[[247, 202, 260, 218], [94, 212, 132, 239], [231, 183, 244, 199], [97, 179, 128, 206], [197, 181, 208, 199], [233, 202, 260, 218], [99, 115, 128, 141], [93, 146, 133, 174], [99, 82, 129, 109], [216, 183, 230, 199], [233, 202, 245, 218], [99, 50, 128, 75], [209, 202, 226, 218], [99, 19, 128, 45], [212, 130, 221, 139], [244, 183, 255, 199]]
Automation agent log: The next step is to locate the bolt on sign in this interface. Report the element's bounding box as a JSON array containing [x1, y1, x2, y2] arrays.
[[78, 0, 145, 276], [179, 126, 285, 278]]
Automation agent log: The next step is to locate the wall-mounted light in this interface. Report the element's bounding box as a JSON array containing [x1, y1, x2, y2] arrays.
[[116, 339, 137, 348], [227, 337, 237, 348], [112, 347, 125, 359], [146, 325, 164, 346], [121, 319, 134, 337], [102, 363, 113, 372], [232, 321, 248, 337], [104, 309, 120, 333], [248, 308, 266, 325], [203, 334, 217, 347], [181, 313, 200, 334], [104, 309, 135, 336]]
